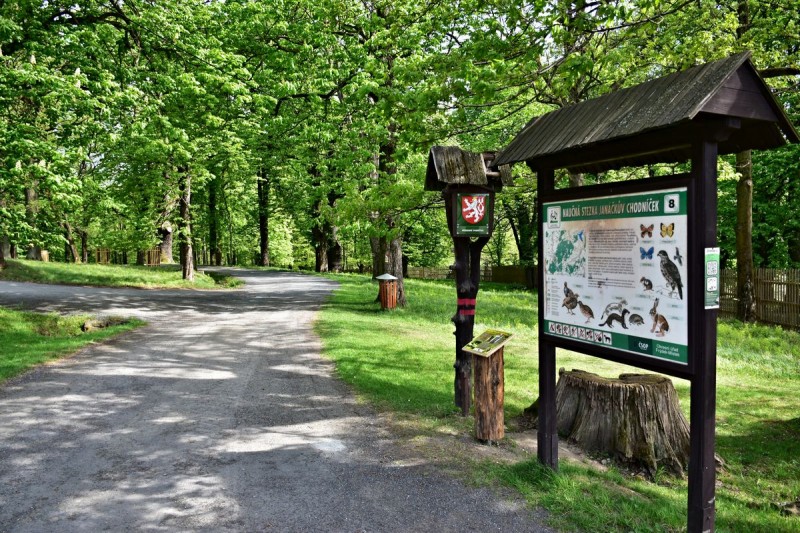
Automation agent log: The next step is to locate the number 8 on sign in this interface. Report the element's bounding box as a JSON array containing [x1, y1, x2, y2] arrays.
[[664, 193, 679, 214]]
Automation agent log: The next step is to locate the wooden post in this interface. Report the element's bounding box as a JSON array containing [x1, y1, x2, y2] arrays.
[[688, 139, 719, 533], [474, 347, 504, 442], [536, 167, 559, 470], [443, 187, 492, 416]]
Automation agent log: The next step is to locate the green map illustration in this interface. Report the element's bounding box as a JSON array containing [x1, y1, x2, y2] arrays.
[[545, 229, 586, 276]]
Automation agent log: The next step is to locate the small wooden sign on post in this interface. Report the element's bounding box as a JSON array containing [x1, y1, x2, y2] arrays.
[[465, 329, 512, 443], [463, 329, 512, 358]]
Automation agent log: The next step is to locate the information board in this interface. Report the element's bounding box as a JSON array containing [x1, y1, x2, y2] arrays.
[[542, 187, 689, 365]]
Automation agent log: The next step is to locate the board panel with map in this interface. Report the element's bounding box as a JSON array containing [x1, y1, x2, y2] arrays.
[[542, 187, 689, 365]]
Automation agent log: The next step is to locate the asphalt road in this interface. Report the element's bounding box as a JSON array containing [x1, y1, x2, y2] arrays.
[[0, 269, 552, 532]]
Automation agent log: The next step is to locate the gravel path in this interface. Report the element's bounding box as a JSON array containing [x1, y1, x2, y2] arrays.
[[0, 269, 552, 532]]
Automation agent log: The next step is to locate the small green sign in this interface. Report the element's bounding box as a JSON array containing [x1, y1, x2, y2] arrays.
[[705, 247, 720, 309], [455, 192, 492, 236]]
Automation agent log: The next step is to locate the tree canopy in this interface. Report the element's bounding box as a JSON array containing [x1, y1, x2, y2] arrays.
[[1, 0, 798, 281]]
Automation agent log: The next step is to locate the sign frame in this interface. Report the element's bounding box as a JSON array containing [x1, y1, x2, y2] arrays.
[[538, 174, 696, 380]]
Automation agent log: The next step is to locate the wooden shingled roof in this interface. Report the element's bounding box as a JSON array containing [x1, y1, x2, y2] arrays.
[[494, 52, 799, 173], [425, 146, 513, 191]]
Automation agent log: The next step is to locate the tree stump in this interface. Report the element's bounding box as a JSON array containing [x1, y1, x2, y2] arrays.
[[553, 369, 690, 476], [474, 348, 504, 442]]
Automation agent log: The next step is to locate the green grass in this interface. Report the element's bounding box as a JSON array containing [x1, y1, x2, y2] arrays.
[[0, 259, 242, 289], [316, 273, 800, 532], [0, 307, 142, 383]]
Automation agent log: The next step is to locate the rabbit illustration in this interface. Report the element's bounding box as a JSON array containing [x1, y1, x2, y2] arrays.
[[649, 298, 669, 337]]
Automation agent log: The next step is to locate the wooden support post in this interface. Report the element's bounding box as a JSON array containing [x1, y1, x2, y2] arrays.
[[536, 167, 559, 470], [474, 347, 504, 442], [688, 140, 719, 533], [445, 187, 491, 416]]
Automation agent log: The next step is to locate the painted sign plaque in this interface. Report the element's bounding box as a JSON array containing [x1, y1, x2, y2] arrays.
[[463, 329, 513, 357], [705, 247, 721, 309], [542, 187, 689, 365], [454, 192, 492, 236]]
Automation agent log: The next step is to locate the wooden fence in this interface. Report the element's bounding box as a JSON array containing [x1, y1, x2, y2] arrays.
[[408, 265, 799, 329], [406, 265, 537, 288], [144, 248, 161, 266], [95, 248, 111, 264], [719, 268, 800, 329]]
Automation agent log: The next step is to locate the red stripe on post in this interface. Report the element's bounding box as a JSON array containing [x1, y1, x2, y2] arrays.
[[457, 298, 477, 305], [459, 309, 476, 316]]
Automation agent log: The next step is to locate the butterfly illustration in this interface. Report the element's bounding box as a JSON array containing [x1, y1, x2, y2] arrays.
[[640, 224, 653, 238], [674, 247, 683, 266], [661, 222, 675, 238], [576, 230, 584, 242], [640, 246, 654, 260]]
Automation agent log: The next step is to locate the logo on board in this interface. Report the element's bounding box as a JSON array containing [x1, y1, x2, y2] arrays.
[[461, 195, 486, 224]]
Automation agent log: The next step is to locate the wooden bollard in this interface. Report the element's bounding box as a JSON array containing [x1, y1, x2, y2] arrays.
[[474, 347, 504, 442]]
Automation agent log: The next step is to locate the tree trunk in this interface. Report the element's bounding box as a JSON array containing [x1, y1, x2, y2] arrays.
[[80, 230, 88, 263], [370, 236, 387, 279], [178, 169, 194, 281], [257, 168, 270, 267], [387, 233, 406, 306], [736, 150, 756, 322], [1, 198, 8, 266], [328, 223, 343, 272], [542, 369, 690, 476], [313, 222, 329, 272], [159, 222, 174, 264], [1, 235, 9, 264], [61, 220, 81, 264], [209, 178, 222, 266], [25, 183, 40, 259]]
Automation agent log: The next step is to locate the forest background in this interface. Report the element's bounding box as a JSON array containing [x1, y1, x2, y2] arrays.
[[1, 0, 799, 311]]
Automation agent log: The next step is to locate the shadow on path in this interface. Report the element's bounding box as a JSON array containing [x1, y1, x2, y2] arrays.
[[0, 269, 552, 531]]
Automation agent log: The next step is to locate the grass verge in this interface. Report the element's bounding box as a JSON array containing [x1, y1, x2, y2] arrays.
[[316, 273, 800, 532], [0, 307, 142, 383], [0, 259, 242, 289]]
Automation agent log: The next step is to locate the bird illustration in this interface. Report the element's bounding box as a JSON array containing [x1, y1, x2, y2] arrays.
[[577, 301, 594, 324], [658, 250, 683, 299], [674, 247, 683, 266], [562, 293, 579, 315], [563, 281, 575, 299]]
